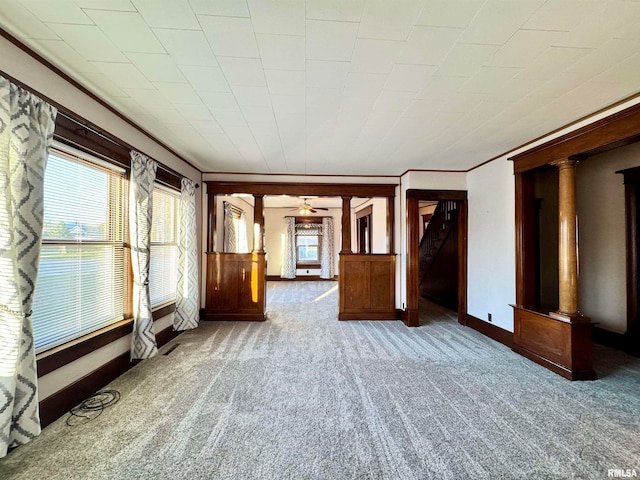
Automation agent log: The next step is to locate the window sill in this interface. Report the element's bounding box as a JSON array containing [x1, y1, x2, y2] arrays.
[[36, 302, 176, 377]]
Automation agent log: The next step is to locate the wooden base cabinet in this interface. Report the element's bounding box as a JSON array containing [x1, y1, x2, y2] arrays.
[[339, 254, 396, 320], [204, 252, 266, 321]]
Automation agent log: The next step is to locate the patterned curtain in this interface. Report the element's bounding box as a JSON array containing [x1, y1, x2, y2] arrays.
[[223, 201, 237, 252], [174, 178, 199, 331], [238, 211, 249, 253], [321, 217, 334, 279], [281, 217, 296, 279], [129, 151, 157, 360], [0, 77, 56, 458]]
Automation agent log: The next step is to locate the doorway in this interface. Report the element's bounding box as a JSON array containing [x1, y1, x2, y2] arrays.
[[405, 189, 468, 327]]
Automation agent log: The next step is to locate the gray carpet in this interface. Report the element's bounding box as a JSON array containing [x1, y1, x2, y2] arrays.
[[1, 281, 640, 479]]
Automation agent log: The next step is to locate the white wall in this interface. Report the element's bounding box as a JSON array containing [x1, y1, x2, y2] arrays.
[[576, 143, 640, 333], [264, 208, 341, 277], [353, 197, 388, 254], [466, 160, 516, 332], [0, 36, 203, 400]]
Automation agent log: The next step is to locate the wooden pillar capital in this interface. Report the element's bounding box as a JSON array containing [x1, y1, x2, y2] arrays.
[[341, 196, 352, 254]]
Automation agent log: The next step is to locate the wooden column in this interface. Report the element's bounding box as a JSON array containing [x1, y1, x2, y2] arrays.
[[341, 196, 352, 254], [387, 195, 395, 254], [553, 158, 580, 317], [253, 194, 264, 253], [405, 195, 420, 327], [207, 190, 216, 252]]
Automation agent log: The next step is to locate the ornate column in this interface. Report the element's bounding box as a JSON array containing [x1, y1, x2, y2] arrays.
[[253, 194, 264, 253], [553, 158, 580, 318], [341, 196, 352, 254]]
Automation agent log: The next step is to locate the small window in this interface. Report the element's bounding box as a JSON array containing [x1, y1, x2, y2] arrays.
[[149, 186, 179, 308], [296, 235, 320, 264]]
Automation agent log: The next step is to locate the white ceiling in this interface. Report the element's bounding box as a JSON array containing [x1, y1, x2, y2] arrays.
[[1, 0, 640, 175]]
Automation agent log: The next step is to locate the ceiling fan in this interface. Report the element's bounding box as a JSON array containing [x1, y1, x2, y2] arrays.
[[291, 198, 329, 215]]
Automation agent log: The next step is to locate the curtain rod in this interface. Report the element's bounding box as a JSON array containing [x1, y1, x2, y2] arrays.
[[58, 112, 199, 189], [223, 201, 244, 215]]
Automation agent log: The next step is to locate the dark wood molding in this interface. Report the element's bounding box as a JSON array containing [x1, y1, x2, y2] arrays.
[[465, 314, 513, 348], [458, 199, 468, 325], [514, 172, 537, 307], [38, 324, 181, 428], [0, 28, 200, 174], [341, 196, 353, 254], [206, 181, 396, 197], [37, 303, 176, 377], [253, 194, 265, 252], [406, 189, 467, 200], [510, 102, 640, 173], [205, 171, 400, 178], [355, 205, 373, 217], [406, 195, 420, 327], [387, 195, 395, 254]]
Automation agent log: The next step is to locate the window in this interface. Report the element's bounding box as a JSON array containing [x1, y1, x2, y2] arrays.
[[150, 186, 179, 308], [31, 148, 126, 353], [295, 222, 322, 265]]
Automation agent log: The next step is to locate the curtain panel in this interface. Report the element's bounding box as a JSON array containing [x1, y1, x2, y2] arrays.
[[281, 217, 296, 279], [0, 77, 57, 458], [321, 217, 334, 279], [174, 178, 199, 331], [129, 151, 158, 360], [223, 202, 237, 252]]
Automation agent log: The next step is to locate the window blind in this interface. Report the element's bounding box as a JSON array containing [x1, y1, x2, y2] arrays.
[[32, 150, 126, 353], [150, 186, 179, 307]]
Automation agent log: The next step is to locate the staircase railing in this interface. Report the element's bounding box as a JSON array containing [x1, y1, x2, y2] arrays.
[[418, 200, 458, 276]]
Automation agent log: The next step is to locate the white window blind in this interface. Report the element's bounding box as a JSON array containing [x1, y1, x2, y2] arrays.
[[149, 186, 179, 308], [31, 150, 126, 353]]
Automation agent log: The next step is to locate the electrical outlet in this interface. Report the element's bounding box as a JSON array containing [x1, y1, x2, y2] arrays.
[[488, 313, 492, 322]]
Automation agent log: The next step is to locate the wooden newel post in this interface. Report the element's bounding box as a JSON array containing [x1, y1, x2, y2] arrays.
[[341, 196, 352, 254], [253, 194, 265, 253], [553, 158, 580, 317]]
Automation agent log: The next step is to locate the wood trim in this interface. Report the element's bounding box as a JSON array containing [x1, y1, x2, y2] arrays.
[[207, 192, 216, 252], [0, 28, 200, 174], [38, 324, 181, 428], [465, 314, 513, 348], [37, 304, 176, 377], [458, 199, 468, 325], [510, 102, 640, 173], [406, 195, 420, 327], [253, 194, 265, 252], [204, 171, 400, 179], [387, 195, 395, 254], [341, 196, 353, 254], [355, 205, 373, 218], [206, 181, 396, 197], [514, 172, 536, 307], [406, 189, 467, 200], [266, 275, 338, 281]]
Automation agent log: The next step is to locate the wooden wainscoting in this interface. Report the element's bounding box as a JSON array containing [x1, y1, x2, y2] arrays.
[[204, 252, 266, 321], [512, 306, 594, 380], [339, 254, 396, 320]]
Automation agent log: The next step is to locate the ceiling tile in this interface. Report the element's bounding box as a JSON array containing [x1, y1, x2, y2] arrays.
[[372, 90, 415, 112], [349, 39, 403, 74], [306, 20, 358, 61], [83, 10, 165, 53], [256, 34, 305, 71], [306, 60, 349, 88], [436, 43, 499, 76], [417, 75, 469, 99], [122, 88, 174, 111], [20, 0, 93, 24], [73, 0, 136, 10], [154, 82, 202, 104], [524, 0, 600, 32], [358, 0, 425, 41], [0, 0, 60, 40], [199, 15, 259, 58], [241, 106, 277, 125], [344, 72, 388, 98], [218, 57, 266, 87], [459, 0, 545, 45], [37, 39, 99, 73], [306, 0, 365, 22], [179, 65, 230, 93], [487, 30, 564, 68], [91, 61, 155, 89], [415, 0, 484, 28], [459, 66, 522, 94], [126, 53, 186, 83], [153, 29, 218, 66], [264, 70, 305, 96], [188, 0, 249, 17], [399, 26, 461, 65], [248, 0, 305, 35], [47, 24, 128, 62], [566, 38, 640, 77], [306, 88, 342, 109], [131, 0, 200, 29], [385, 64, 437, 92], [173, 103, 214, 122], [271, 95, 306, 115], [518, 46, 593, 81], [213, 110, 248, 128], [199, 91, 239, 111], [82, 72, 129, 97], [231, 86, 272, 107]]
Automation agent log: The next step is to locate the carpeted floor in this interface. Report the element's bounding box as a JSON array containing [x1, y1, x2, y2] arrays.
[[1, 281, 639, 479]]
